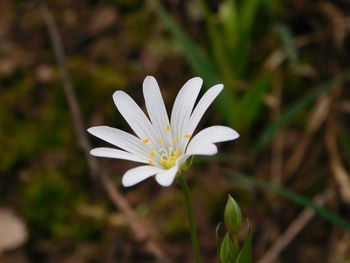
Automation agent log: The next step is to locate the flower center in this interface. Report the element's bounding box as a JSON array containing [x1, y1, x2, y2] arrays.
[[144, 125, 192, 169], [159, 147, 180, 169]]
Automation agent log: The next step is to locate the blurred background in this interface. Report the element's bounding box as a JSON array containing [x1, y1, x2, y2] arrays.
[[1, 0, 350, 262]]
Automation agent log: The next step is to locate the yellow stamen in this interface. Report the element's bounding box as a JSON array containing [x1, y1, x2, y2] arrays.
[[174, 148, 180, 156], [158, 138, 163, 143], [142, 139, 150, 144], [170, 156, 177, 160], [148, 160, 154, 165], [166, 125, 171, 132], [173, 136, 178, 143], [160, 159, 166, 164], [163, 158, 176, 169], [149, 149, 155, 158], [184, 134, 192, 139]]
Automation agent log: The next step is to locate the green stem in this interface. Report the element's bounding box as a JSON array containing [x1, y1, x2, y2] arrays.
[[178, 173, 202, 263]]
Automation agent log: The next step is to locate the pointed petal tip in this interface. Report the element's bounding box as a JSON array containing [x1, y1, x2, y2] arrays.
[[143, 75, 158, 91], [233, 130, 240, 140], [222, 126, 240, 141], [190, 77, 203, 87], [112, 90, 130, 104], [121, 165, 161, 187], [155, 167, 178, 187], [121, 177, 134, 187], [86, 125, 108, 136], [90, 148, 98, 156], [213, 83, 224, 91], [145, 75, 156, 81], [112, 90, 124, 98], [156, 178, 174, 187]]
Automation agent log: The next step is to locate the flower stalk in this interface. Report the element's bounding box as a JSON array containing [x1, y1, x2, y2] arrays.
[[178, 172, 202, 263]]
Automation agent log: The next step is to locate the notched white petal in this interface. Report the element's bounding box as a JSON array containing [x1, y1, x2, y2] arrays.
[[186, 144, 218, 156], [143, 75, 171, 146], [186, 126, 239, 155], [155, 166, 178, 187], [90, 147, 146, 163], [187, 84, 224, 135], [155, 155, 189, 186], [170, 77, 203, 148], [87, 126, 148, 158], [122, 165, 161, 187], [112, 90, 157, 141]]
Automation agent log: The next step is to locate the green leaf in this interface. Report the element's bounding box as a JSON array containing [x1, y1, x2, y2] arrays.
[[240, 0, 260, 37], [236, 74, 272, 129], [154, 2, 219, 84], [229, 171, 350, 232], [235, 225, 253, 263], [154, 1, 236, 126], [235, 0, 260, 76], [216, 223, 222, 254], [219, 0, 239, 49], [220, 233, 237, 263], [277, 25, 298, 65], [207, 15, 237, 85]]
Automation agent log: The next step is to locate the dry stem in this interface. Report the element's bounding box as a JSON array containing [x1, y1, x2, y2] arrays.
[[39, 2, 170, 262]]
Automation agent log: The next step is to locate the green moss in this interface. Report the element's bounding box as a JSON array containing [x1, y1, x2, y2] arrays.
[[20, 169, 104, 241]]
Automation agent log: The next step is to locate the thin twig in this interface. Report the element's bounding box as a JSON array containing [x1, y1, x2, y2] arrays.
[[257, 190, 332, 263], [325, 85, 350, 203], [38, 2, 170, 262], [270, 71, 283, 185], [285, 94, 331, 178]]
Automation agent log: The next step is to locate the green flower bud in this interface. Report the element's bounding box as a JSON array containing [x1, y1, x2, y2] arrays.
[[224, 195, 242, 233], [219, 233, 237, 263]]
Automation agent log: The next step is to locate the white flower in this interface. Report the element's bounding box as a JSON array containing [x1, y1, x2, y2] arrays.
[[88, 76, 239, 187]]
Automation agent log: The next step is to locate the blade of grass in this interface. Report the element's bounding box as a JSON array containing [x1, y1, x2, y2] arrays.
[[234, 0, 260, 76], [277, 25, 298, 65], [227, 171, 350, 232], [240, 0, 260, 37], [207, 16, 237, 86], [154, 1, 236, 126], [219, 0, 239, 50], [154, 2, 220, 84], [197, 0, 233, 74], [236, 74, 273, 129], [253, 80, 333, 155]]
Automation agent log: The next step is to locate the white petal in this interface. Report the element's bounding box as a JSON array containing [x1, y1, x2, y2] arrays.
[[186, 126, 239, 155], [155, 155, 189, 186], [187, 144, 218, 156], [170, 77, 203, 150], [90, 147, 147, 163], [122, 165, 162, 187], [113, 91, 160, 146], [155, 166, 178, 187], [186, 84, 223, 137], [142, 76, 172, 145], [88, 126, 148, 158]]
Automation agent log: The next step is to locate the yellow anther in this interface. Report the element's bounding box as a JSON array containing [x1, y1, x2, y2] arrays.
[[149, 149, 155, 158], [184, 134, 192, 139], [170, 156, 177, 160], [174, 148, 180, 156], [142, 139, 150, 144], [148, 160, 154, 165], [161, 158, 176, 169], [158, 138, 163, 143], [173, 136, 178, 143], [166, 125, 171, 132]]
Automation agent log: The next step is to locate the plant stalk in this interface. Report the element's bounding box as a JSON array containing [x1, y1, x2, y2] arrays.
[[178, 173, 202, 263]]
